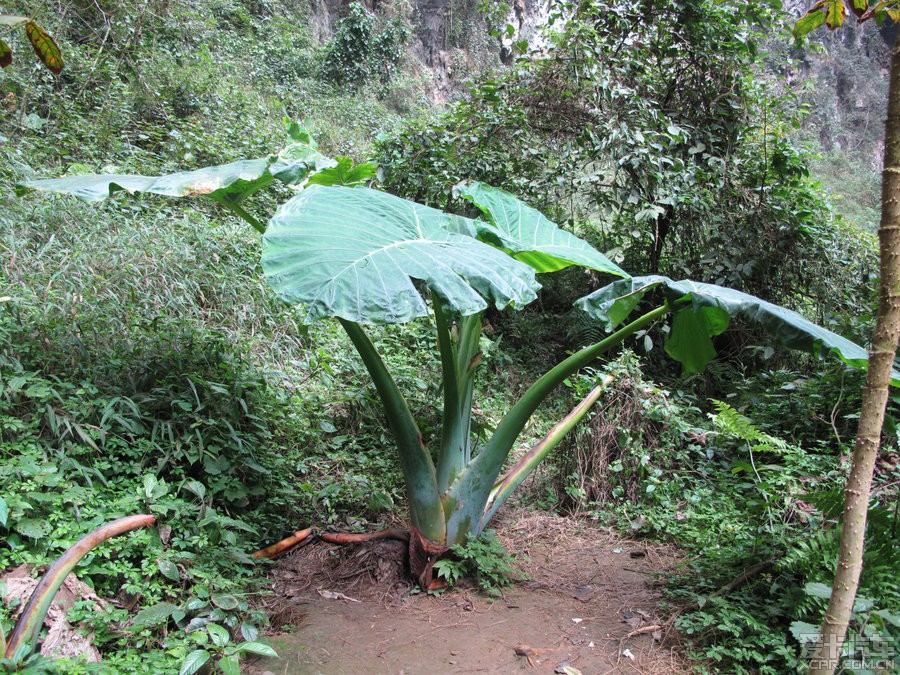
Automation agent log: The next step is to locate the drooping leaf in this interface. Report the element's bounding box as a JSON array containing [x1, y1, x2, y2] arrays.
[[19, 124, 335, 207], [0, 15, 28, 26], [262, 185, 540, 324], [0, 39, 11, 68], [577, 275, 900, 385], [456, 182, 629, 278], [825, 0, 847, 28], [307, 156, 378, 187], [663, 304, 730, 373], [24, 21, 62, 74], [792, 9, 827, 37], [21, 159, 274, 204]]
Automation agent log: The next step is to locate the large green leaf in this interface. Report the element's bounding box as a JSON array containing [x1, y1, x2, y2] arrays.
[[17, 128, 335, 206], [262, 185, 540, 324], [792, 8, 826, 37], [306, 156, 377, 187], [577, 275, 900, 384], [18, 159, 270, 203], [19, 156, 329, 206], [456, 182, 628, 278]]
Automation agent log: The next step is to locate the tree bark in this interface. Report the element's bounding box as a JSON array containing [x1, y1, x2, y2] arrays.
[[809, 35, 900, 675]]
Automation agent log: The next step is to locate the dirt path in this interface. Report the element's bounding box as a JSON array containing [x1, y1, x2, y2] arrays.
[[249, 511, 686, 674]]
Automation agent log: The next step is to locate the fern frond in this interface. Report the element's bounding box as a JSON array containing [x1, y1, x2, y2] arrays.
[[710, 399, 790, 453]]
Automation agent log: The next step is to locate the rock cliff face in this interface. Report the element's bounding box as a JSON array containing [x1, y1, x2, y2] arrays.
[[783, 4, 892, 167], [308, 0, 890, 164], [306, 0, 547, 98]]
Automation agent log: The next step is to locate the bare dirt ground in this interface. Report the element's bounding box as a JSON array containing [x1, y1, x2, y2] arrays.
[[248, 510, 687, 675]]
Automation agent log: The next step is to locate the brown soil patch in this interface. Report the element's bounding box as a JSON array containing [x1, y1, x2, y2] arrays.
[[249, 510, 686, 674]]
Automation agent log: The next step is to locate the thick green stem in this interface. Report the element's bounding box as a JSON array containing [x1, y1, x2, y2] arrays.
[[444, 304, 669, 541], [434, 301, 482, 492], [480, 373, 615, 529], [5, 515, 155, 659], [434, 298, 462, 490], [338, 319, 445, 543], [218, 199, 267, 234]]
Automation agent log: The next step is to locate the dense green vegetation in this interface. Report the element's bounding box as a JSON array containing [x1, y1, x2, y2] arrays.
[[1, 0, 897, 673]]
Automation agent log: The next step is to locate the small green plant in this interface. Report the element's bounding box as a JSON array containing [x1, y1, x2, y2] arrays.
[[179, 622, 277, 675], [433, 529, 522, 596]]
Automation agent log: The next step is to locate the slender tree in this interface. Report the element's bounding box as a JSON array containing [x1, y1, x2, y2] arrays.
[[793, 3, 900, 672]]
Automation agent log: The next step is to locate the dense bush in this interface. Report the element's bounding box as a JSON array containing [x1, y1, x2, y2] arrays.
[[321, 2, 410, 90], [0, 1, 418, 667]]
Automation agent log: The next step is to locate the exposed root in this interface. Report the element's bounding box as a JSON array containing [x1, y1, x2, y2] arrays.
[[252, 528, 314, 559], [408, 526, 448, 590], [256, 525, 446, 589], [319, 528, 410, 545], [253, 527, 412, 560]]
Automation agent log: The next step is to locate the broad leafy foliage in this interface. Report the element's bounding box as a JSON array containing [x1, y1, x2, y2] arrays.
[[578, 275, 899, 384], [262, 185, 541, 324], [261, 180, 628, 324], [457, 182, 628, 276], [377, 0, 873, 317]]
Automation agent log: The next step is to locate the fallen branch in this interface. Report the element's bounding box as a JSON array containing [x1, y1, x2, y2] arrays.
[[707, 557, 777, 602], [624, 624, 663, 639], [673, 556, 780, 618]]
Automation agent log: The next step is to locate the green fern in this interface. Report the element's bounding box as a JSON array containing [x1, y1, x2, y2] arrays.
[[710, 399, 791, 454]]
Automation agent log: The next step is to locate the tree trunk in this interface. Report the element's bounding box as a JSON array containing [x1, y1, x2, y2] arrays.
[[809, 36, 900, 675]]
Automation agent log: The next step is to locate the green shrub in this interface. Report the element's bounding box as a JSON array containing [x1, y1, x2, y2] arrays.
[[321, 2, 410, 90], [432, 529, 523, 596]]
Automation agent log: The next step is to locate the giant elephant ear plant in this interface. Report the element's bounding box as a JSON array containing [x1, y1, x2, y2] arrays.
[[19, 126, 893, 588]]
